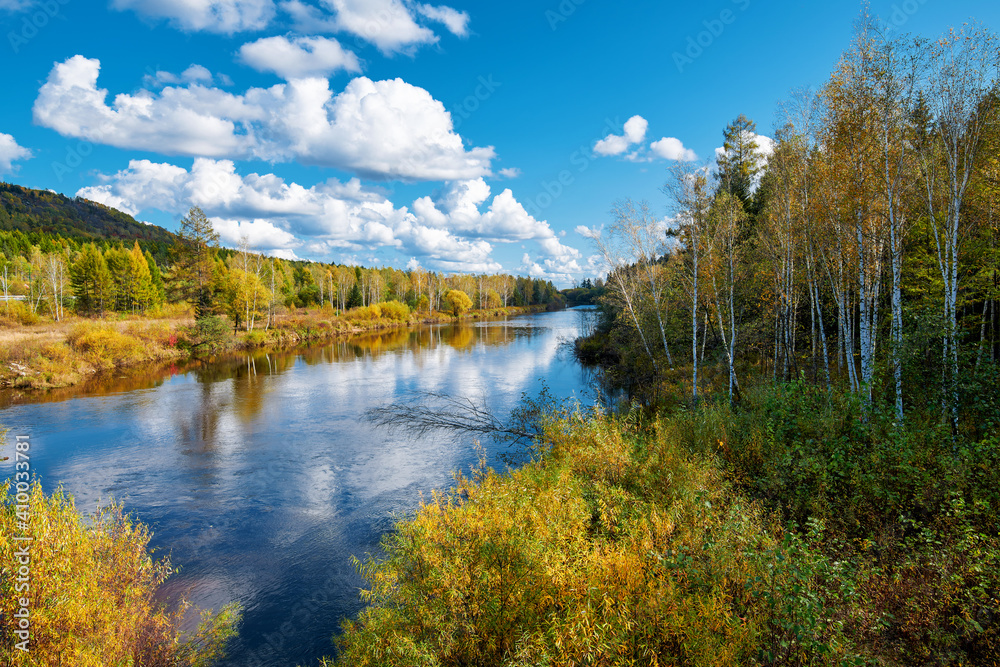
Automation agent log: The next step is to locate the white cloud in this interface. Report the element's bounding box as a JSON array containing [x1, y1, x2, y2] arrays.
[[239, 35, 361, 79], [518, 252, 580, 284], [34, 56, 494, 181], [651, 136, 697, 161], [498, 167, 521, 179], [0, 0, 32, 10], [326, 0, 436, 54], [76, 160, 574, 275], [0, 133, 33, 175], [594, 114, 646, 156], [280, 0, 338, 32], [212, 217, 300, 249], [111, 0, 276, 33], [415, 4, 469, 37], [623, 115, 647, 143], [144, 64, 219, 87]]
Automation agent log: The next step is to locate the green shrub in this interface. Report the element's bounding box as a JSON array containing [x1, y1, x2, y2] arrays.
[[187, 315, 232, 355]]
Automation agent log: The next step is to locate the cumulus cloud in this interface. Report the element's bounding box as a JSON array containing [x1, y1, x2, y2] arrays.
[[594, 114, 647, 157], [111, 0, 276, 33], [650, 136, 697, 161], [413, 179, 580, 263], [76, 159, 576, 275], [498, 167, 521, 179], [0, 133, 33, 174], [34, 56, 495, 181], [239, 35, 361, 79], [325, 0, 436, 54], [594, 114, 699, 163]]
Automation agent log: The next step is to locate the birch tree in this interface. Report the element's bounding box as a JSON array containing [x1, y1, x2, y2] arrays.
[[591, 221, 659, 374], [611, 198, 676, 368], [915, 23, 999, 428], [663, 163, 712, 403]]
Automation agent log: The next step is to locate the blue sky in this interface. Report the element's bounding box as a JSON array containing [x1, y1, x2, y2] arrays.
[[0, 0, 997, 286]]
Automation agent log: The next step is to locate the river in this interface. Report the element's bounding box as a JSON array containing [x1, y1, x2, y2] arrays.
[[0, 306, 598, 666]]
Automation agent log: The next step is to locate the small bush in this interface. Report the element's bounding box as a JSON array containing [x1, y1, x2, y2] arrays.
[[0, 480, 240, 666], [67, 323, 147, 370], [0, 302, 39, 326], [346, 304, 382, 322], [376, 300, 410, 322], [244, 330, 266, 347], [187, 315, 232, 355]]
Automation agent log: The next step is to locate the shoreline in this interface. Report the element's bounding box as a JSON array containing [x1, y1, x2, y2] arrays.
[[0, 304, 555, 393]]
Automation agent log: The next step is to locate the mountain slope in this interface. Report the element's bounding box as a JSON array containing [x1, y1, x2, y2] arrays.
[[0, 182, 177, 247]]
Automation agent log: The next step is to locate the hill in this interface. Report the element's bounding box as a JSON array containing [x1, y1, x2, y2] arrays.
[[0, 182, 178, 249]]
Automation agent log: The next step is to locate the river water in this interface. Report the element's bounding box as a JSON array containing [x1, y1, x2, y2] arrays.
[[0, 307, 598, 666]]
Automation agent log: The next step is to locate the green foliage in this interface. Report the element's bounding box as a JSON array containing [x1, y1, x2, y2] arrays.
[[346, 282, 363, 310], [187, 315, 232, 355], [0, 182, 177, 256], [70, 243, 114, 315], [0, 480, 240, 666], [173, 207, 220, 318]]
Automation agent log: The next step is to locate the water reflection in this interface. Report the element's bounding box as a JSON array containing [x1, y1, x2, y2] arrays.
[[0, 309, 596, 667]]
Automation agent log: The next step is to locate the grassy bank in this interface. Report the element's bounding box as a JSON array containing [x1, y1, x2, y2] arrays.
[[330, 384, 999, 666], [0, 302, 546, 390]]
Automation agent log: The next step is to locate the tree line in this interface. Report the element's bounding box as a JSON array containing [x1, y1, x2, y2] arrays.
[[593, 17, 999, 429], [0, 206, 564, 327]]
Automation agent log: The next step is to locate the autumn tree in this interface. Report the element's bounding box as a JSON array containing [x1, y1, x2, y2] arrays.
[[915, 23, 999, 427], [442, 289, 473, 317], [71, 243, 114, 315]]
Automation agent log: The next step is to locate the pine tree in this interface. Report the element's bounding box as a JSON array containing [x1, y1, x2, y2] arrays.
[[173, 207, 220, 318], [716, 114, 764, 215]]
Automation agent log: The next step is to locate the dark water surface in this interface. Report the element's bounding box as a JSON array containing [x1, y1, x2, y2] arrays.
[[0, 307, 597, 666]]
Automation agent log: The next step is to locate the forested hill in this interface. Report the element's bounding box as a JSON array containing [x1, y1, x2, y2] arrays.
[[0, 181, 177, 248]]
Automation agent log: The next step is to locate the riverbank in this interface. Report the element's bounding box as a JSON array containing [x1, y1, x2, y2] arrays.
[[331, 382, 1000, 666], [0, 303, 551, 391]]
